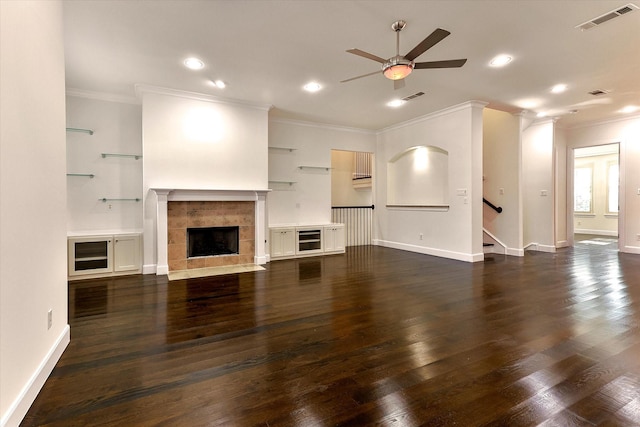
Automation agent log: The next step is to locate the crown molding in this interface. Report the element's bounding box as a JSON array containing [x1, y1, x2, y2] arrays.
[[135, 84, 273, 112], [378, 100, 489, 134], [269, 117, 375, 135], [564, 113, 640, 130], [65, 88, 139, 105]]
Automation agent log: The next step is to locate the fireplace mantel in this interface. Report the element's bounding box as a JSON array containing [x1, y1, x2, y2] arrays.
[[151, 188, 270, 275]]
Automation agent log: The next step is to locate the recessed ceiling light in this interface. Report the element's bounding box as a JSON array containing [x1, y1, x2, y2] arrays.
[[619, 105, 639, 114], [386, 99, 406, 108], [537, 112, 548, 118], [303, 82, 322, 92], [213, 80, 226, 89], [551, 84, 567, 94], [489, 54, 512, 67], [184, 57, 204, 70]]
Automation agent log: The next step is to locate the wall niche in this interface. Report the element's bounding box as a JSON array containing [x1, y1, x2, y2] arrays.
[[387, 145, 449, 207]]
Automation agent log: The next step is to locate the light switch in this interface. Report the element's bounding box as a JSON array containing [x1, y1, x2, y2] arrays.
[[457, 189, 467, 196], [540, 190, 548, 196]]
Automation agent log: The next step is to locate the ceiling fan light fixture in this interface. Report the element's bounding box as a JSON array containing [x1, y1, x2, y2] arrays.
[[383, 57, 414, 80], [489, 54, 512, 67]]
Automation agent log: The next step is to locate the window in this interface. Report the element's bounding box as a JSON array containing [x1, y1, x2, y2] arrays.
[[607, 162, 619, 213], [574, 166, 593, 213]]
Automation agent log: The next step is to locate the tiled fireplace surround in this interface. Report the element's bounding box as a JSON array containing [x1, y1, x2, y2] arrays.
[[152, 189, 269, 275]]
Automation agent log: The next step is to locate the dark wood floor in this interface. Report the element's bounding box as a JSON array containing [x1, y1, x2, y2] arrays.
[[22, 243, 640, 426]]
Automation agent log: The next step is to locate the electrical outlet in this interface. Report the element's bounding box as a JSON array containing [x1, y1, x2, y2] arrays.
[[499, 188, 504, 195], [419, 233, 423, 240], [577, 221, 581, 226], [637, 234, 640, 241], [47, 309, 52, 330]]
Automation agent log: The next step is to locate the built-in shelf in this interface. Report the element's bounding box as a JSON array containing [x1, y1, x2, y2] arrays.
[[269, 146, 296, 152], [66, 127, 94, 135], [298, 166, 331, 171], [101, 153, 142, 160], [269, 180, 296, 185], [99, 198, 141, 202], [67, 173, 95, 178]]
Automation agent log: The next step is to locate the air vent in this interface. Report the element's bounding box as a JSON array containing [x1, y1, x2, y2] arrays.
[[401, 91, 425, 102], [576, 3, 638, 30], [588, 89, 611, 96]]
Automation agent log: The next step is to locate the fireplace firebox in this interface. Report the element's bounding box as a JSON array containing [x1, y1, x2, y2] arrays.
[[187, 226, 239, 258]]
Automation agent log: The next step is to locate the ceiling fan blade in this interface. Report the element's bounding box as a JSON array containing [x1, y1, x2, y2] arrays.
[[346, 48, 387, 64], [340, 70, 381, 83], [414, 59, 467, 69], [394, 79, 405, 90], [404, 28, 451, 61]]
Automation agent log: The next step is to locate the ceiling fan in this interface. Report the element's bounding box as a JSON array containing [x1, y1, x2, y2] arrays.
[[342, 20, 467, 90]]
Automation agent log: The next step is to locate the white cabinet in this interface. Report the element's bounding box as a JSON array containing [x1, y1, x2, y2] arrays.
[[269, 224, 344, 260], [113, 234, 141, 272], [324, 224, 345, 253], [68, 233, 141, 279], [270, 228, 296, 259]]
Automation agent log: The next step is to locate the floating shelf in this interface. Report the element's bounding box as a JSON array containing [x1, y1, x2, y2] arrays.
[[99, 198, 141, 202], [298, 166, 331, 171], [66, 127, 94, 135], [268, 180, 296, 185], [101, 153, 142, 160], [67, 173, 95, 178], [269, 146, 296, 152]]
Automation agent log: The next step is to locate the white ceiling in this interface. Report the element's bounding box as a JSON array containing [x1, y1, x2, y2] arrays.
[[63, 0, 640, 130]]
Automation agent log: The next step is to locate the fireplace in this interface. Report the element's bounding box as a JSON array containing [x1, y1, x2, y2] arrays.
[[187, 226, 239, 258], [150, 189, 269, 275]]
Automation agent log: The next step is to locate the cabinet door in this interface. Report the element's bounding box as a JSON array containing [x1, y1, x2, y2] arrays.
[[324, 225, 345, 253], [68, 237, 113, 276], [271, 228, 295, 258], [114, 234, 141, 272]]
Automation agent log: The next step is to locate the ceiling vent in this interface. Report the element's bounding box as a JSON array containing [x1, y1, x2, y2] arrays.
[[576, 3, 638, 30], [588, 89, 611, 96], [401, 92, 425, 102]]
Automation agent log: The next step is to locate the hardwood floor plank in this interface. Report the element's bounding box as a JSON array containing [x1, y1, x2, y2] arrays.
[[21, 244, 640, 426]]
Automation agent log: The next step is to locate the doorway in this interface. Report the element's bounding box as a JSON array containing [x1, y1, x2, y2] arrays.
[[572, 143, 619, 250]]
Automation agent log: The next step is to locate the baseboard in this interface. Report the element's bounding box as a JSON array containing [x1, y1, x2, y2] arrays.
[[1, 325, 70, 427], [254, 255, 268, 265], [524, 243, 556, 253], [375, 239, 483, 262], [155, 264, 169, 275], [622, 245, 640, 254], [506, 247, 525, 257], [556, 240, 569, 248], [142, 264, 157, 275], [574, 229, 618, 237]]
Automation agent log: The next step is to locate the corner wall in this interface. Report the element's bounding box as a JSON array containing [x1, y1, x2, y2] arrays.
[[0, 2, 69, 425], [375, 101, 486, 262]]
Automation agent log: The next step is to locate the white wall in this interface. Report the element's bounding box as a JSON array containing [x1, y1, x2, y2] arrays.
[[522, 119, 556, 251], [268, 119, 376, 225], [375, 101, 486, 262], [140, 88, 270, 271], [555, 127, 568, 247], [0, 2, 69, 426], [66, 95, 142, 233], [566, 116, 640, 253], [482, 108, 522, 254], [330, 150, 373, 207]]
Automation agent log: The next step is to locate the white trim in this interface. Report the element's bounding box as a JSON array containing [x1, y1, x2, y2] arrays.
[[378, 100, 489, 134], [506, 247, 525, 256], [556, 240, 570, 248], [1, 326, 70, 427], [622, 245, 640, 254], [574, 228, 618, 236], [524, 243, 557, 253], [269, 117, 375, 135], [565, 113, 640, 130], [142, 264, 157, 275], [66, 87, 139, 105], [134, 84, 272, 111], [374, 239, 483, 262]]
